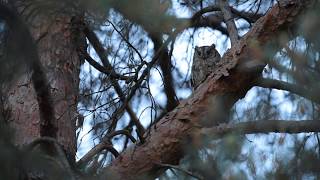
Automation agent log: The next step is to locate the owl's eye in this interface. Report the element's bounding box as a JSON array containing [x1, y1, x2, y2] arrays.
[[205, 49, 211, 56]]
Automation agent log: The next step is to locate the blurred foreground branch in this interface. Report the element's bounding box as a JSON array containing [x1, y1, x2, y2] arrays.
[[201, 120, 320, 138]]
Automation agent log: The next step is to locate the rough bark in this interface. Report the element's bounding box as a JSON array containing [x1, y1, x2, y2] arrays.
[[4, 6, 81, 160], [103, 1, 312, 179]]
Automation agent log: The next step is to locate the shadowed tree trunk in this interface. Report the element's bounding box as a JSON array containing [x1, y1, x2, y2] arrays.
[[4, 8, 81, 160]]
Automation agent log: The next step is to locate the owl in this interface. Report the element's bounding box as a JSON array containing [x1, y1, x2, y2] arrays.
[[191, 44, 221, 89]]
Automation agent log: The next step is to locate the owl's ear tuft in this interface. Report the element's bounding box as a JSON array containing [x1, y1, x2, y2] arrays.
[[211, 44, 216, 48], [195, 46, 201, 55]]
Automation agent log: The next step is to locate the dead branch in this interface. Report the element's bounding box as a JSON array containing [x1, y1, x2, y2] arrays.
[[201, 120, 320, 138], [105, 29, 180, 140], [254, 77, 320, 104], [150, 35, 179, 111], [156, 163, 203, 180], [192, 4, 262, 23], [77, 130, 135, 167], [77, 140, 119, 168], [106, 19, 145, 63], [105, 130, 137, 143], [218, 0, 238, 45], [81, 51, 134, 81]]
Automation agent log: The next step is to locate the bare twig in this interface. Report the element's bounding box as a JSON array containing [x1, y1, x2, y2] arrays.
[[77, 129, 136, 167], [76, 140, 120, 167], [124, 30, 179, 106], [192, 4, 262, 23], [254, 77, 320, 104], [156, 163, 203, 180], [106, 19, 145, 63], [192, 5, 220, 20], [106, 29, 180, 140], [83, 25, 145, 142], [231, 8, 263, 23], [104, 129, 137, 143], [81, 50, 134, 81]]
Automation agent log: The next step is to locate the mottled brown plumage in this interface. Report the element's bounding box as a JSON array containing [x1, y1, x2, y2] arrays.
[[191, 44, 221, 89]]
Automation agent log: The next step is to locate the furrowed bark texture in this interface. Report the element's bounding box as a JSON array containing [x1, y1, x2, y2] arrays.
[[5, 9, 80, 159], [104, 1, 312, 179]]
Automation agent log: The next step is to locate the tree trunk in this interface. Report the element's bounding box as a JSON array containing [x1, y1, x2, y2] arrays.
[[4, 10, 80, 160]]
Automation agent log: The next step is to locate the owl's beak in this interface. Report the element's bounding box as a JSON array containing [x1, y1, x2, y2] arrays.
[[202, 55, 210, 59]]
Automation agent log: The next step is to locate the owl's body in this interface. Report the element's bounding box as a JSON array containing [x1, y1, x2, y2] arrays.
[[191, 44, 221, 89]]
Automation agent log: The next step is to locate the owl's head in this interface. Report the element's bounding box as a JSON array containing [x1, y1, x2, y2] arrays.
[[195, 44, 218, 59]]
